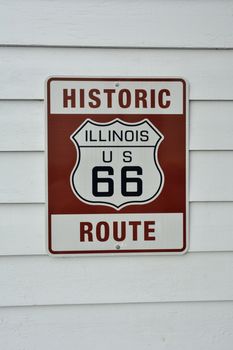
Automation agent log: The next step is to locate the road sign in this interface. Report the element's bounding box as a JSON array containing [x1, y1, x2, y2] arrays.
[[46, 77, 188, 255]]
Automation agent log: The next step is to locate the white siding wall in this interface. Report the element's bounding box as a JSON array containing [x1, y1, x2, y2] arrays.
[[0, 1, 233, 349]]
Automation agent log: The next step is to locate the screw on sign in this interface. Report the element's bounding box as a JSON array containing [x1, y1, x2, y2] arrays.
[[46, 77, 188, 256]]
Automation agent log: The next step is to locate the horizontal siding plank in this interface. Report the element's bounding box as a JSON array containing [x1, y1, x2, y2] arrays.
[[1, 100, 233, 151], [0, 204, 45, 255], [0, 151, 232, 203], [189, 202, 233, 252], [0, 0, 233, 48], [190, 151, 233, 201], [0, 202, 233, 256], [190, 101, 233, 150], [0, 252, 232, 306], [0, 152, 45, 203], [0, 101, 44, 151], [1, 48, 233, 100], [0, 302, 233, 350]]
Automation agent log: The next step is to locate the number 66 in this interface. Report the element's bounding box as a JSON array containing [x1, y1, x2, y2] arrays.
[[92, 166, 143, 197]]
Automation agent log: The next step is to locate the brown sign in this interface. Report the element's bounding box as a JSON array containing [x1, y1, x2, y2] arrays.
[[46, 77, 188, 256]]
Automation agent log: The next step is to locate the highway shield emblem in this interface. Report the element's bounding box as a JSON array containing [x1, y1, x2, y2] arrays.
[[70, 119, 164, 209]]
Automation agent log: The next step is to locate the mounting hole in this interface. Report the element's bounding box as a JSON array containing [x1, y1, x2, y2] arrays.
[[115, 82, 120, 87], [116, 245, 121, 250]]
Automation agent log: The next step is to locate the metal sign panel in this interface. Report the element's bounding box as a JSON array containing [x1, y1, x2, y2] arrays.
[[46, 77, 188, 256]]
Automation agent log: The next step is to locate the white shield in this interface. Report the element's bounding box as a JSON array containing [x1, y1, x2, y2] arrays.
[[70, 119, 164, 209]]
